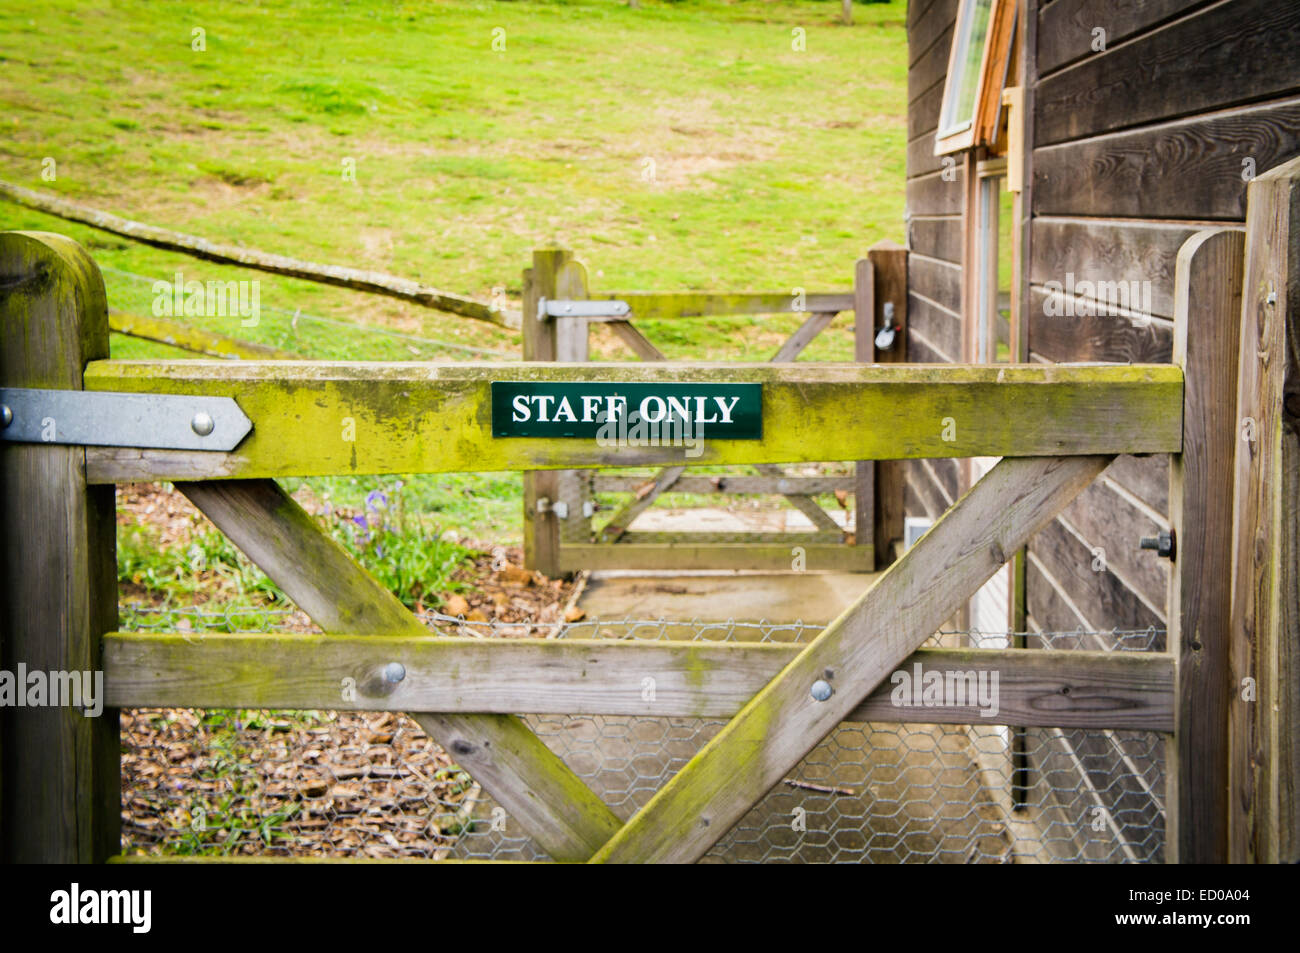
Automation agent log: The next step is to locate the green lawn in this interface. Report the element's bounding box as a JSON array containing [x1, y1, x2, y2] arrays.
[[0, 0, 908, 544]]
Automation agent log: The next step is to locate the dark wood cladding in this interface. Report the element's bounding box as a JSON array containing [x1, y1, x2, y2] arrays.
[[909, 254, 962, 313], [908, 215, 963, 263], [1036, 0, 1300, 146], [1037, 0, 1215, 77], [1030, 217, 1204, 320], [908, 291, 962, 361], [1034, 97, 1300, 221], [1027, 289, 1173, 363], [905, 0, 963, 538]]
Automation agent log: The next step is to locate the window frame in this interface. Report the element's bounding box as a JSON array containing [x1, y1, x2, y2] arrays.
[[934, 0, 1017, 157]]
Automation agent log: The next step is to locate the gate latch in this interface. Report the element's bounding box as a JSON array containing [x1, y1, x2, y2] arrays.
[[0, 387, 252, 451], [538, 298, 631, 321]]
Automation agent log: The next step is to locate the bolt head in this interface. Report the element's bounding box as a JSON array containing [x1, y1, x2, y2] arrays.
[[190, 411, 215, 436], [811, 679, 833, 702], [383, 662, 406, 684], [1, 404, 10, 428]]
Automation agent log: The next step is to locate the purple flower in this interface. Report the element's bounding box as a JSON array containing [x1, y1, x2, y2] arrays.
[[365, 490, 389, 511], [352, 513, 372, 543]]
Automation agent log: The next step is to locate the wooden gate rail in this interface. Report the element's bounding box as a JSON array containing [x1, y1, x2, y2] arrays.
[[104, 635, 1175, 731], [78, 361, 1183, 484]]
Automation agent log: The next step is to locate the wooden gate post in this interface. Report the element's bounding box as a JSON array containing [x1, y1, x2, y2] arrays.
[[0, 231, 119, 862], [866, 240, 908, 568], [1228, 155, 1300, 864], [522, 248, 570, 577], [1165, 227, 1245, 864], [553, 259, 594, 561]]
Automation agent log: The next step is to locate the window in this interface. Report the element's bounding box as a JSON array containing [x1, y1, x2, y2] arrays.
[[935, 0, 1017, 156], [975, 161, 1014, 363]]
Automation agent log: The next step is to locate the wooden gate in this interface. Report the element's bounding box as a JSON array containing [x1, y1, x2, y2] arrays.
[[520, 244, 908, 576], [2, 156, 1296, 863]]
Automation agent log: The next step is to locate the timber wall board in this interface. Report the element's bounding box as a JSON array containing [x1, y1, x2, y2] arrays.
[[1026, 0, 1300, 652], [905, 0, 963, 534]]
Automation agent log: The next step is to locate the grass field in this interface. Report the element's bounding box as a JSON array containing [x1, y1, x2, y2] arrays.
[[0, 0, 908, 547]]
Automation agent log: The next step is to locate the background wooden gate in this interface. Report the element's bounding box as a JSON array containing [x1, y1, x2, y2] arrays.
[[521, 243, 909, 576]]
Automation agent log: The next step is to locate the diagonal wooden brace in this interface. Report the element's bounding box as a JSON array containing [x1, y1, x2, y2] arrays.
[[175, 479, 622, 861], [588, 454, 1113, 863]]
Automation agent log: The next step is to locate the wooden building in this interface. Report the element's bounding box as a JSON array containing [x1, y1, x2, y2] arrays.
[[903, 0, 1300, 860]]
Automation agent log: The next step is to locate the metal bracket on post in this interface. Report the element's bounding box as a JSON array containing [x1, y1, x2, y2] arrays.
[[537, 297, 630, 322], [0, 387, 253, 451]]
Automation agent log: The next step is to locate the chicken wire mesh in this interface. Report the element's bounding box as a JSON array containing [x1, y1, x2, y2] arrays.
[[117, 603, 1166, 863]]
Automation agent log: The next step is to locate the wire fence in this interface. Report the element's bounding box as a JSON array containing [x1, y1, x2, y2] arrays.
[[117, 605, 1167, 863]]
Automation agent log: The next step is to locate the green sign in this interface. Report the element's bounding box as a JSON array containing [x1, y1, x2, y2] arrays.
[[491, 381, 762, 440]]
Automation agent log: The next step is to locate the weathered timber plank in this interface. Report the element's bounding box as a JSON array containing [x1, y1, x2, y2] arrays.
[[909, 22, 953, 105], [869, 242, 910, 568], [551, 260, 595, 554], [588, 454, 1113, 863], [557, 543, 873, 573], [909, 254, 963, 314], [80, 362, 1185, 482], [0, 231, 119, 863], [587, 291, 853, 319], [522, 258, 560, 575], [1106, 453, 1170, 518], [591, 475, 856, 495], [854, 257, 876, 562], [613, 530, 843, 545], [909, 78, 947, 141], [104, 636, 1175, 731], [1036, 0, 1300, 146], [1033, 97, 1300, 220], [606, 320, 666, 362], [1166, 227, 1244, 863], [907, 292, 962, 363], [1028, 288, 1173, 363], [1029, 217, 1207, 321], [770, 311, 837, 362], [1228, 155, 1300, 863], [174, 478, 621, 862], [553, 543, 868, 572], [907, 130, 950, 179], [909, 0, 959, 67], [1037, 0, 1212, 76], [907, 167, 963, 216], [1059, 478, 1170, 615], [598, 466, 685, 541], [907, 215, 963, 265], [1028, 518, 1164, 633], [755, 463, 841, 533]]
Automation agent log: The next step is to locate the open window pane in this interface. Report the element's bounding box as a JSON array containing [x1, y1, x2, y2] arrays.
[[935, 0, 1015, 156], [938, 0, 993, 141]]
